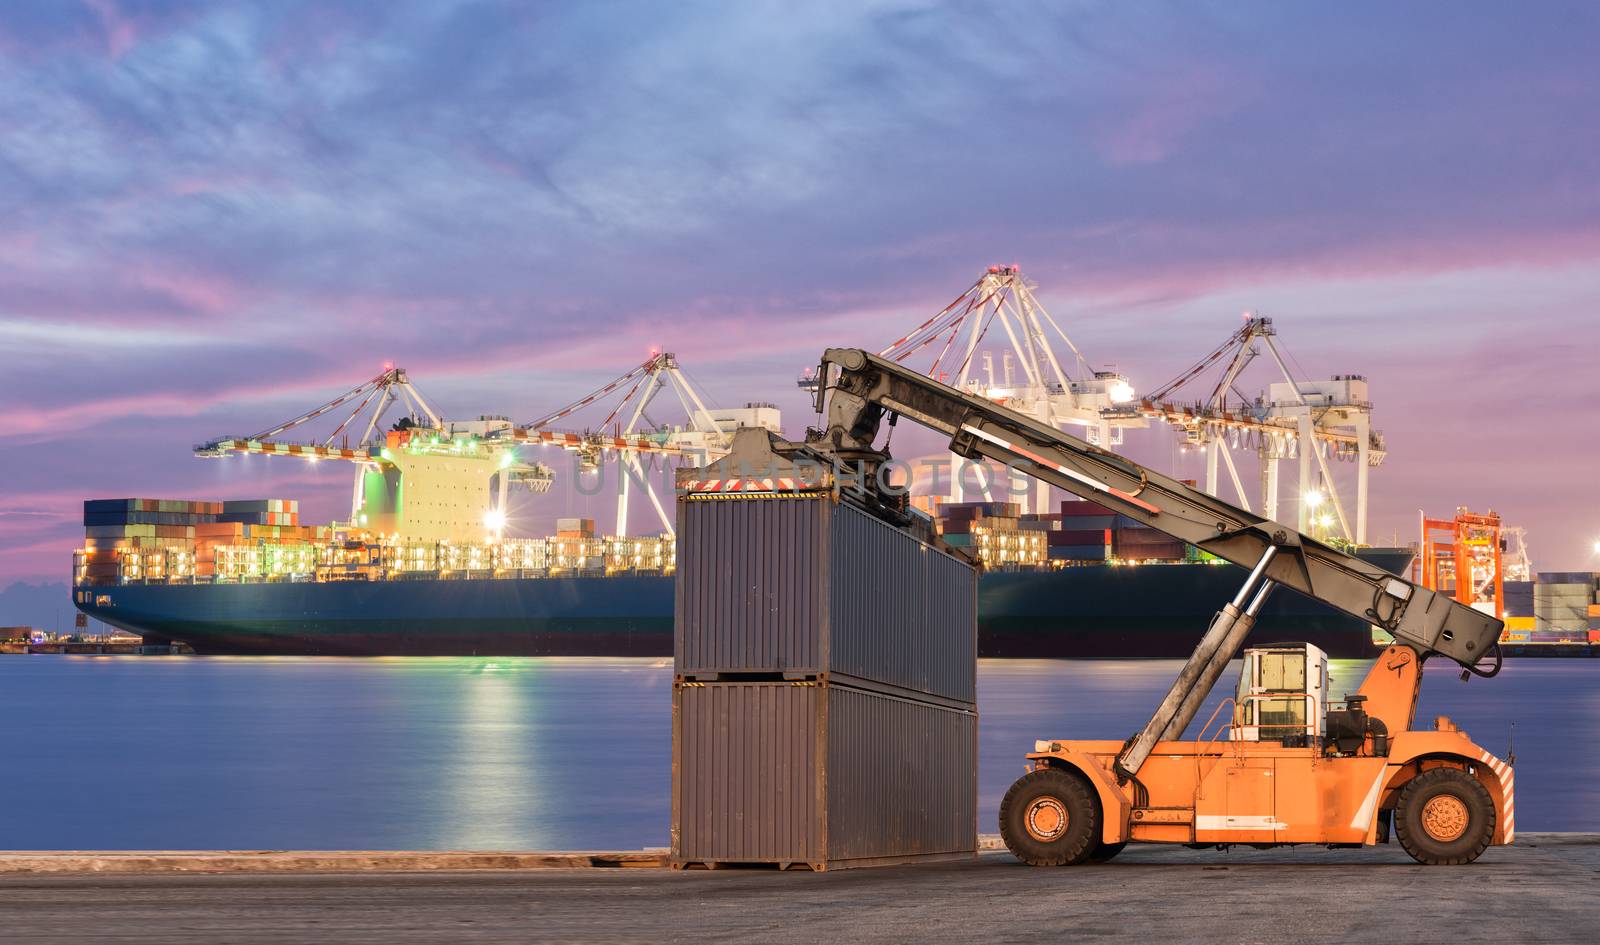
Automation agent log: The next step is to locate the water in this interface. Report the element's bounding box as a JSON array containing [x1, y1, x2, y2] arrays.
[[2, 656, 1594, 849]]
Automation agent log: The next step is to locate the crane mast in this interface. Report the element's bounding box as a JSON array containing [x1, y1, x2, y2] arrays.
[[806, 347, 1503, 779]]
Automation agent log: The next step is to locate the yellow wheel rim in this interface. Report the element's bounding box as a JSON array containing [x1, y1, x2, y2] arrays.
[[1025, 797, 1069, 842], [1421, 794, 1470, 843]]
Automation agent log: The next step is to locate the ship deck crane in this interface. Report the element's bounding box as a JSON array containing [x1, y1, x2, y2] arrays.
[[194, 367, 442, 463], [802, 265, 1142, 512], [504, 352, 779, 537], [1120, 315, 1385, 543], [194, 367, 554, 538], [807, 347, 1510, 866]]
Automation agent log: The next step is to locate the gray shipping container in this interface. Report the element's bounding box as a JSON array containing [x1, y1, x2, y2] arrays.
[[671, 679, 977, 870], [675, 494, 977, 702]]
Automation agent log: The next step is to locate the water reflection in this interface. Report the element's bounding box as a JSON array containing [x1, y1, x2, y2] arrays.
[[444, 662, 535, 849], [0, 655, 1592, 849]]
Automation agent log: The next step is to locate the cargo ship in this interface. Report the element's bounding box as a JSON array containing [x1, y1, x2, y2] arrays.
[[73, 555, 1413, 658], [70, 495, 1414, 658], [66, 368, 1418, 658]]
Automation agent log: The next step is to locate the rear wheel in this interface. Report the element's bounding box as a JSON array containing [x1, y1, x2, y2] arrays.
[[999, 768, 1100, 866], [1394, 768, 1496, 865]]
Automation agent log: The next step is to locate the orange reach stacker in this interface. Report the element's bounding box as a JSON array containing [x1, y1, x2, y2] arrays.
[[806, 348, 1512, 865]]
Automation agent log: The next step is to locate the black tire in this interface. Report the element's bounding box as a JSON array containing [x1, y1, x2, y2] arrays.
[[1394, 767, 1496, 865], [1088, 841, 1126, 863], [999, 768, 1100, 866]]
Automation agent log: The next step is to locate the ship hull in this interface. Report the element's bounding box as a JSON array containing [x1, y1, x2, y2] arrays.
[[75, 550, 1413, 659]]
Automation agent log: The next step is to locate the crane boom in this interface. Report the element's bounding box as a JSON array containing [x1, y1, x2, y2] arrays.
[[806, 347, 1502, 777]]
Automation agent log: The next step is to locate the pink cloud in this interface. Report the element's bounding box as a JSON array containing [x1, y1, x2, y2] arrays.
[[85, 0, 139, 59], [1089, 61, 1258, 166]]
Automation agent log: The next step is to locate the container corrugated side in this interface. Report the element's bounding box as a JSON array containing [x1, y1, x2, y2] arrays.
[[675, 495, 826, 675], [671, 680, 819, 866], [671, 680, 976, 870], [822, 683, 977, 864], [675, 495, 977, 703], [829, 501, 976, 703]]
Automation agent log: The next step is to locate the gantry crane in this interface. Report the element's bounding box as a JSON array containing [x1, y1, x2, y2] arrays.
[[1419, 508, 1510, 621], [803, 265, 1141, 512], [195, 367, 554, 542], [503, 352, 781, 537], [806, 347, 1510, 865], [1119, 315, 1385, 543]]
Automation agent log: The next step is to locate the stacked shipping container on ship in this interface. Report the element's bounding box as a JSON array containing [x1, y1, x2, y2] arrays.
[[74, 498, 319, 585], [1501, 580, 1536, 642], [1534, 572, 1600, 644], [671, 429, 978, 870], [1052, 499, 1115, 562], [933, 496, 1196, 566], [935, 501, 1047, 567]]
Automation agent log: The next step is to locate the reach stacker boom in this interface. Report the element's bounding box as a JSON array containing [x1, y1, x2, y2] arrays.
[[806, 347, 1512, 865]]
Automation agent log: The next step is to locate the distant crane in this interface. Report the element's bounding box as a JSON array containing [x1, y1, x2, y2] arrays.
[[1418, 508, 1511, 622], [1120, 315, 1385, 543], [507, 351, 780, 537], [804, 265, 1141, 512], [195, 367, 554, 542]]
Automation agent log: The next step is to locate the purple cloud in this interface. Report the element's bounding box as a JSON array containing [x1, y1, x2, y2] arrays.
[[2, 1, 1599, 585]]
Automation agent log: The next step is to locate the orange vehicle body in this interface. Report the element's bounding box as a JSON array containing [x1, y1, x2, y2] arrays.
[[1026, 645, 1515, 849]]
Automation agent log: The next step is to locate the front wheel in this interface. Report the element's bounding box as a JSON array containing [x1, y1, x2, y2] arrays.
[[999, 768, 1100, 866], [1394, 768, 1496, 865]]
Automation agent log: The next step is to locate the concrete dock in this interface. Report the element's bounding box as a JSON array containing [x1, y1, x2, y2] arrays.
[[1, 834, 1594, 944]]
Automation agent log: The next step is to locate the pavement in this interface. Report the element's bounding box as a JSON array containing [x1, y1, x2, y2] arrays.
[[1, 834, 1595, 945]]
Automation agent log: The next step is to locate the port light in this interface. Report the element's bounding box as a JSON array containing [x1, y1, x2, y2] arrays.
[[484, 509, 507, 535], [1303, 489, 1324, 510]]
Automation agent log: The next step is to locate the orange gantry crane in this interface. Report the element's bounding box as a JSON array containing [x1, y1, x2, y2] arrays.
[[807, 347, 1511, 865], [1418, 508, 1506, 619]]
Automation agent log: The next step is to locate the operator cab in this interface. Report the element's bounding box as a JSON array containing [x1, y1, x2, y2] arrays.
[[1232, 642, 1390, 756], [1233, 643, 1328, 746]]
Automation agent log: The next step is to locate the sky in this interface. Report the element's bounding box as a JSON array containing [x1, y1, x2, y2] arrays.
[[1, 0, 1598, 589]]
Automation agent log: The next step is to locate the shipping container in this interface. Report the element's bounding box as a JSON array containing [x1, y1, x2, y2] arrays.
[[676, 494, 977, 702], [1060, 499, 1114, 517], [1055, 514, 1113, 530], [671, 679, 977, 870], [1052, 528, 1109, 546], [1537, 572, 1597, 585], [941, 501, 1019, 519], [1503, 580, 1535, 618]]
